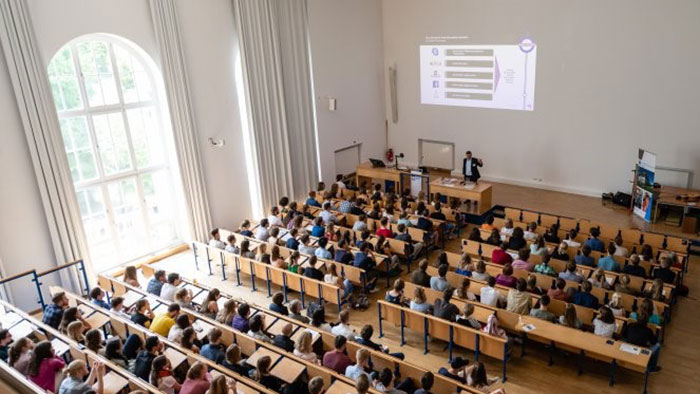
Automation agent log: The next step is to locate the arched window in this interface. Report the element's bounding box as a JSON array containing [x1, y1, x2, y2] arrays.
[[47, 35, 182, 270]]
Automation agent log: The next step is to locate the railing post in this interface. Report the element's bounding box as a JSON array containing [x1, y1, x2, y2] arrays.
[[423, 317, 429, 354], [377, 303, 383, 338], [249, 261, 256, 291], [79, 260, 90, 297], [399, 310, 405, 346], [265, 268, 272, 297], [300, 277, 306, 308], [192, 243, 199, 271], [32, 270, 45, 311], [220, 251, 227, 280]]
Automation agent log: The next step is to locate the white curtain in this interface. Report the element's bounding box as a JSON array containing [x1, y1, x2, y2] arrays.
[[0, 1, 89, 270], [233, 0, 319, 212], [150, 0, 213, 242]]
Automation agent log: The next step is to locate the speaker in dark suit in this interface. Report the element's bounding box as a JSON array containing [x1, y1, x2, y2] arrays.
[[462, 151, 483, 183]]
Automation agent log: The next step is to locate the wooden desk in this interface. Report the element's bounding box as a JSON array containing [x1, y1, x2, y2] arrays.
[[270, 357, 305, 383], [356, 162, 406, 191], [192, 290, 208, 306], [121, 291, 142, 308], [51, 338, 71, 357], [291, 327, 321, 345], [9, 320, 37, 339], [164, 348, 188, 368], [192, 319, 215, 341], [0, 311, 21, 328], [99, 371, 129, 394], [209, 370, 260, 394], [429, 177, 493, 214], [265, 319, 290, 337], [654, 185, 700, 226], [325, 380, 355, 394], [85, 313, 111, 330], [245, 347, 281, 367]]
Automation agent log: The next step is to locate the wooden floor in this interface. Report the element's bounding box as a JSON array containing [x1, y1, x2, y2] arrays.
[[146, 185, 699, 394]]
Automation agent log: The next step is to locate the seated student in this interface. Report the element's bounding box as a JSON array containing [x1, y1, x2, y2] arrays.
[[506, 278, 531, 315], [42, 292, 68, 330], [592, 306, 617, 338], [414, 371, 436, 394], [222, 344, 253, 377], [123, 265, 141, 288], [614, 275, 636, 295], [121, 333, 144, 362], [607, 292, 627, 317], [523, 222, 538, 241], [436, 252, 449, 268], [456, 277, 477, 301], [644, 278, 666, 303], [485, 229, 501, 246], [232, 303, 251, 332], [507, 227, 527, 251], [314, 237, 333, 260], [529, 295, 556, 322], [323, 334, 352, 374], [272, 322, 295, 352], [623, 254, 647, 278], [332, 238, 351, 265], [382, 205, 396, 223], [268, 226, 282, 245], [572, 280, 600, 309], [0, 329, 12, 362], [511, 248, 534, 272], [352, 214, 368, 232], [630, 298, 662, 325], [149, 355, 180, 394], [59, 359, 105, 394], [180, 362, 211, 394], [652, 256, 677, 284], [530, 235, 548, 256], [131, 299, 155, 328], [495, 264, 517, 288], [367, 203, 382, 220], [306, 190, 321, 207], [438, 356, 469, 384], [386, 279, 406, 305], [553, 302, 578, 328], [430, 264, 450, 292], [345, 348, 372, 381], [237, 240, 255, 259], [310, 308, 332, 332], [147, 270, 167, 297], [523, 274, 543, 296], [238, 219, 254, 237], [550, 242, 570, 261], [559, 261, 584, 283], [200, 328, 226, 364], [597, 243, 621, 272], [467, 227, 483, 243], [255, 243, 270, 263], [9, 336, 32, 374], [623, 311, 662, 372], [547, 278, 569, 301], [27, 340, 66, 392], [255, 218, 270, 242], [433, 288, 460, 322], [410, 259, 432, 287], [268, 206, 284, 228], [331, 310, 356, 338], [289, 299, 311, 324], [466, 362, 502, 393], [209, 228, 226, 249], [269, 292, 288, 315], [533, 254, 555, 276], [168, 314, 191, 342], [87, 287, 111, 311], [456, 303, 481, 329], [247, 314, 273, 344], [134, 336, 162, 382], [639, 244, 655, 263], [415, 210, 434, 235], [543, 224, 561, 244], [375, 367, 413, 394], [481, 215, 496, 231], [320, 202, 338, 225], [66, 321, 85, 344], [500, 218, 514, 237], [456, 254, 473, 276], [308, 216, 323, 238], [302, 256, 325, 281], [357, 324, 405, 360], [471, 260, 489, 281], [492, 242, 513, 266], [223, 234, 239, 254], [563, 229, 581, 248], [175, 288, 195, 310], [298, 234, 317, 256], [410, 286, 432, 314], [584, 227, 605, 252], [574, 244, 595, 267], [160, 272, 183, 302], [613, 235, 630, 257], [282, 228, 299, 251], [480, 275, 505, 307], [84, 329, 103, 354], [101, 337, 127, 369], [150, 303, 181, 337], [293, 331, 318, 363]]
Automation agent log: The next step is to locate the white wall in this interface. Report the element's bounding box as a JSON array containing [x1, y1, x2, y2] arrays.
[[382, 0, 700, 195], [0, 0, 253, 306], [308, 0, 387, 184]]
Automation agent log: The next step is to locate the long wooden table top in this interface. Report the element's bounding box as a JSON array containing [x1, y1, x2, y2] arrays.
[[430, 176, 492, 193]]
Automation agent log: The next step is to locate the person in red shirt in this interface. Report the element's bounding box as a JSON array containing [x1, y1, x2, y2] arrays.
[[322, 335, 352, 374], [376, 217, 394, 238], [496, 264, 518, 288], [491, 242, 513, 265]]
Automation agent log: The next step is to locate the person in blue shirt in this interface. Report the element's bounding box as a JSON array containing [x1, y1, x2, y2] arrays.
[[146, 270, 166, 297], [571, 280, 600, 309], [584, 227, 605, 252], [314, 237, 333, 259], [90, 287, 111, 310], [305, 190, 321, 207], [303, 256, 324, 281], [311, 216, 325, 238], [200, 328, 226, 364], [269, 292, 289, 315], [42, 292, 68, 329], [239, 220, 254, 237], [597, 243, 621, 272], [354, 242, 378, 291], [574, 245, 595, 267], [284, 228, 299, 250], [334, 239, 353, 265]]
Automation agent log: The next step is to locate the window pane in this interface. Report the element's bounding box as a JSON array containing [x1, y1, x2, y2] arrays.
[[127, 107, 163, 168], [114, 45, 153, 103], [141, 171, 172, 225], [77, 41, 118, 107], [108, 178, 148, 259], [48, 47, 83, 111], [93, 112, 132, 175], [77, 151, 97, 180], [60, 116, 98, 183]]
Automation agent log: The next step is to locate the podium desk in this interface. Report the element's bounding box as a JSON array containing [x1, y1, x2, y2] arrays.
[[429, 177, 493, 214], [355, 162, 407, 191]]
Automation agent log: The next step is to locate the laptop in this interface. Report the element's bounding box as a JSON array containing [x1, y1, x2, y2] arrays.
[[369, 158, 386, 168]]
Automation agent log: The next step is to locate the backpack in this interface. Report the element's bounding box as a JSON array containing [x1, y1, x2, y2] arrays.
[[306, 301, 325, 318]]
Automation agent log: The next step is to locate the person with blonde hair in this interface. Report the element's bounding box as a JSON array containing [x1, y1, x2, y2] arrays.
[[217, 299, 237, 326], [59, 359, 104, 394], [345, 348, 371, 381], [175, 288, 195, 310], [409, 286, 431, 314], [180, 362, 211, 394], [293, 330, 318, 363], [206, 375, 237, 394], [66, 321, 85, 343], [608, 292, 626, 317], [124, 265, 140, 288]]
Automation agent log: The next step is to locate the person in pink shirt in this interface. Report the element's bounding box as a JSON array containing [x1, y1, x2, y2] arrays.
[[28, 341, 66, 392], [375, 217, 394, 239], [511, 248, 534, 272], [179, 362, 211, 394], [491, 242, 513, 266], [495, 264, 518, 288]]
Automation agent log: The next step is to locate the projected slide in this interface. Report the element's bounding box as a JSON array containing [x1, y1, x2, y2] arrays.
[[420, 40, 537, 111]]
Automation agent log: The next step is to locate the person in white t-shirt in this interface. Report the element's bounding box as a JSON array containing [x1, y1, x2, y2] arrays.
[[208, 228, 225, 249], [335, 174, 347, 189], [268, 206, 284, 228], [479, 276, 505, 307], [160, 272, 183, 302], [563, 229, 581, 248], [523, 222, 538, 241], [331, 310, 356, 339], [613, 235, 629, 257], [500, 218, 514, 237]]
